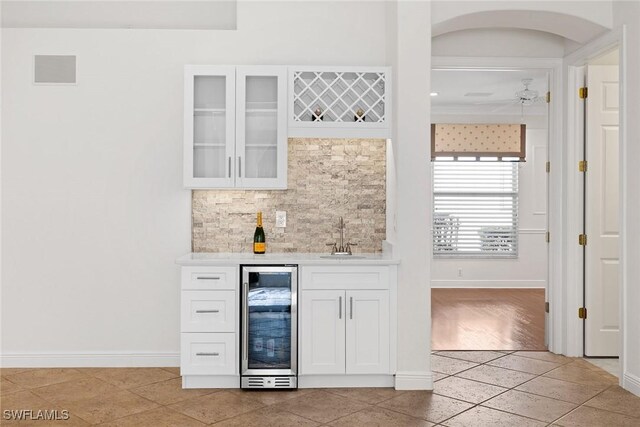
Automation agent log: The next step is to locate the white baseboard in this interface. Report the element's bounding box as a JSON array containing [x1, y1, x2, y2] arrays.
[[394, 371, 433, 390], [623, 372, 640, 397], [431, 280, 546, 289], [0, 352, 180, 368]]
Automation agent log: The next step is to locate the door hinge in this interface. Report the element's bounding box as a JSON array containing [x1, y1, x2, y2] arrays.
[[579, 87, 588, 99], [578, 307, 588, 319], [545, 231, 550, 243], [545, 302, 550, 313], [579, 234, 587, 246], [546, 91, 551, 103], [546, 161, 551, 173], [579, 160, 588, 172]]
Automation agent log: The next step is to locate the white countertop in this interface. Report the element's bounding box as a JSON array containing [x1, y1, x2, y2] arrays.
[[176, 252, 400, 266]]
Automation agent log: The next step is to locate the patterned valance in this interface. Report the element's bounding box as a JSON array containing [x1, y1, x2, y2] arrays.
[[431, 124, 526, 161]]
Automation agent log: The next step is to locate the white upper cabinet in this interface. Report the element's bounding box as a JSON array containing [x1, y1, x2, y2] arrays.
[[236, 67, 287, 189], [184, 66, 236, 188], [288, 66, 392, 139], [184, 65, 287, 189]]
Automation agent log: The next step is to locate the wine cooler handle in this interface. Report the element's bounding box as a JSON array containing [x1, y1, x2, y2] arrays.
[[242, 283, 249, 362], [228, 157, 231, 178], [338, 296, 342, 319], [350, 297, 353, 319]]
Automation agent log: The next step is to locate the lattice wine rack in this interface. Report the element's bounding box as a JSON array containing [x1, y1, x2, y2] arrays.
[[291, 70, 388, 125]]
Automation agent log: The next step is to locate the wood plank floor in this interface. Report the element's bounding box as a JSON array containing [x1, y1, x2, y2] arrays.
[[432, 288, 546, 351]]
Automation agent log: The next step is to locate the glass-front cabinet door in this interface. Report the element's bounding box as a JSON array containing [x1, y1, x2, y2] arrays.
[[184, 65, 236, 188], [236, 66, 287, 189]]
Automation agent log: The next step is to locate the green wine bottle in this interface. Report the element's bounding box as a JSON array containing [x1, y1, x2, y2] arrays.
[[253, 211, 266, 254]]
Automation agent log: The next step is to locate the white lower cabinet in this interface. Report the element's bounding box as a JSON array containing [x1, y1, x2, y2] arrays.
[[345, 290, 390, 374], [180, 265, 239, 388], [177, 262, 396, 388], [181, 290, 236, 333], [300, 290, 346, 374], [181, 333, 236, 375], [300, 275, 392, 377]]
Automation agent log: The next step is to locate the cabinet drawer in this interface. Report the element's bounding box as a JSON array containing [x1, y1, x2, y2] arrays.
[[301, 266, 389, 290], [181, 266, 236, 290], [181, 333, 236, 375], [181, 290, 236, 333]]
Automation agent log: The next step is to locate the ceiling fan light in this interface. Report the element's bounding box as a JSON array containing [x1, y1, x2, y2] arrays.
[[516, 88, 539, 101]]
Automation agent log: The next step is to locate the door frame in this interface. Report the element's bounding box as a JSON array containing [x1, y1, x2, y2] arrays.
[[564, 28, 626, 377], [431, 56, 562, 353]]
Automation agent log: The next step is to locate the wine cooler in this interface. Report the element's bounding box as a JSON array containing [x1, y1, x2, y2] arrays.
[[240, 265, 297, 389]]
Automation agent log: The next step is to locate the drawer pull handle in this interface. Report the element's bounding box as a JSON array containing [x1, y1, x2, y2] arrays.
[[196, 352, 219, 357], [196, 276, 220, 280], [350, 296, 353, 319], [338, 296, 342, 319], [195, 309, 220, 313]]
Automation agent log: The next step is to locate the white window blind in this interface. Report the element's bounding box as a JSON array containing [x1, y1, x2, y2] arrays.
[[433, 161, 519, 257]]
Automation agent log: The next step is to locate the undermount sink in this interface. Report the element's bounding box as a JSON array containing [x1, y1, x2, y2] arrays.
[[319, 255, 366, 259]]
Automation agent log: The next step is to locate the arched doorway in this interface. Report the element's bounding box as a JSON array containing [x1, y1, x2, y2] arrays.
[[428, 3, 626, 377]]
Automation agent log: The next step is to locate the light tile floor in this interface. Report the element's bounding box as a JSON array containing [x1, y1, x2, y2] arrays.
[[1, 352, 638, 426], [584, 358, 620, 378]]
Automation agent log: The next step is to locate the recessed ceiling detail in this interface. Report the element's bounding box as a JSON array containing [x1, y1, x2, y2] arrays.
[[432, 69, 549, 116], [464, 92, 493, 97]]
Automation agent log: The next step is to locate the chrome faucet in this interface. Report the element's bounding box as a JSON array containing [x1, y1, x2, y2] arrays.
[[326, 216, 357, 255]]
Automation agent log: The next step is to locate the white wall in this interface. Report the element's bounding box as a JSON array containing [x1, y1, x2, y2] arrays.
[[389, 0, 433, 389], [0, 1, 388, 366], [612, 0, 640, 396], [430, 114, 548, 288]]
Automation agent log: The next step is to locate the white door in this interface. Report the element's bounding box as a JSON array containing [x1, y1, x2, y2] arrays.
[[300, 290, 345, 374], [345, 290, 390, 374], [184, 65, 236, 188], [236, 66, 287, 189], [585, 64, 620, 357]]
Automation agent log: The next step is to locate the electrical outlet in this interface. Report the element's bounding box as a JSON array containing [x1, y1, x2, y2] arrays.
[[275, 211, 287, 228], [458, 268, 463, 277]]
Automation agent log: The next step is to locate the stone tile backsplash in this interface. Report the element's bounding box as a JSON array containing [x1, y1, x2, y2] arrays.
[[192, 138, 386, 253]]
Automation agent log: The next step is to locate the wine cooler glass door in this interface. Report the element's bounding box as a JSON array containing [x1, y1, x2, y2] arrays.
[[241, 266, 297, 376]]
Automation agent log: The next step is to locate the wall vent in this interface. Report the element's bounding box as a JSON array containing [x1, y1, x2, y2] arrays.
[[34, 55, 76, 84]]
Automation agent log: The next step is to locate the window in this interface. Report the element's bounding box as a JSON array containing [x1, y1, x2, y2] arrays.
[[433, 160, 519, 257]]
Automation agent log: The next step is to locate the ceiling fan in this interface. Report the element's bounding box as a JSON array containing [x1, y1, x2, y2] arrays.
[[514, 78, 546, 106], [476, 78, 547, 107]]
